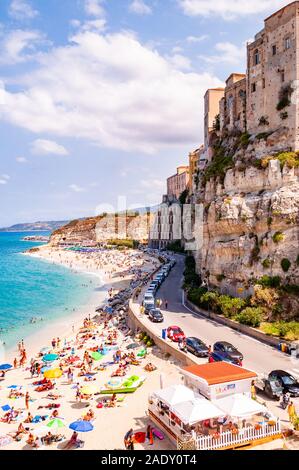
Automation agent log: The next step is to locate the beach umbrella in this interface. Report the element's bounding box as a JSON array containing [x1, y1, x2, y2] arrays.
[[41, 366, 52, 374], [80, 385, 98, 395], [7, 385, 20, 389], [42, 354, 58, 363], [69, 420, 94, 433], [47, 418, 65, 430], [44, 368, 63, 379], [90, 351, 104, 361], [0, 364, 12, 371]]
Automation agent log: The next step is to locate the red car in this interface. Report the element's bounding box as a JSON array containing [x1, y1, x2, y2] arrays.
[[167, 326, 185, 343]]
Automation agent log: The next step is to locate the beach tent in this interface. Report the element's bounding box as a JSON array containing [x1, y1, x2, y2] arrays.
[[172, 398, 224, 425], [152, 385, 195, 407], [215, 393, 267, 419]]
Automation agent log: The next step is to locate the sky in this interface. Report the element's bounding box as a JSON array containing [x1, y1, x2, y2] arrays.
[[0, 0, 292, 226]]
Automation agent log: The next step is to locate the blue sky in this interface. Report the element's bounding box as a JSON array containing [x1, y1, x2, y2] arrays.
[[0, 0, 291, 226]]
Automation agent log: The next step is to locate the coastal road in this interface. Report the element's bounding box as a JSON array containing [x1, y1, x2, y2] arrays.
[[135, 254, 299, 420]]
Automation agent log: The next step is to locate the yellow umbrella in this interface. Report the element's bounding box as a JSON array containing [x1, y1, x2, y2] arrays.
[[80, 384, 98, 395], [44, 368, 63, 379]]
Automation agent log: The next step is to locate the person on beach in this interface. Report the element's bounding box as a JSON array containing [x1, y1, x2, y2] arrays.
[[13, 357, 18, 369], [25, 391, 30, 410], [52, 338, 56, 349], [146, 425, 154, 445], [124, 429, 133, 450]]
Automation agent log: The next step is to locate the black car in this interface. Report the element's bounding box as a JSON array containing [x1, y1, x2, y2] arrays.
[[148, 309, 164, 323], [213, 341, 243, 362], [269, 370, 299, 397], [186, 337, 209, 357]]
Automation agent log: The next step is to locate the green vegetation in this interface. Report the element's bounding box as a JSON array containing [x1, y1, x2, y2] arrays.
[[261, 321, 299, 341], [216, 274, 226, 282], [281, 258, 291, 272], [236, 307, 264, 327], [258, 116, 269, 126], [183, 255, 201, 289], [167, 240, 185, 254], [217, 295, 246, 319], [256, 275, 281, 288], [107, 239, 138, 249], [276, 83, 294, 111], [239, 132, 250, 148], [259, 152, 299, 170], [213, 114, 220, 132], [179, 189, 189, 205], [272, 231, 284, 244], [262, 258, 272, 269], [203, 142, 234, 183]]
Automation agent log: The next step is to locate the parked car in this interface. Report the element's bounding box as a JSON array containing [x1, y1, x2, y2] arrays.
[[213, 341, 243, 363], [167, 326, 185, 342], [209, 352, 242, 366], [144, 292, 155, 303], [255, 374, 284, 400], [149, 309, 164, 323], [144, 300, 155, 315], [268, 370, 299, 397], [186, 337, 209, 357]]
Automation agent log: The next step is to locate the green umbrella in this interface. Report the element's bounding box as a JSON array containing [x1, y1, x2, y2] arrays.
[[90, 351, 104, 361], [47, 418, 65, 430]]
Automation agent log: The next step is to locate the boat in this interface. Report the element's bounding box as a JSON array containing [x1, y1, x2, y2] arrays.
[[100, 376, 145, 395]]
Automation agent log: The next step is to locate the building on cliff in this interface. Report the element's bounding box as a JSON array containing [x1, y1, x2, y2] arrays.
[[167, 166, 190, 201], [205, 1, 299, 157]]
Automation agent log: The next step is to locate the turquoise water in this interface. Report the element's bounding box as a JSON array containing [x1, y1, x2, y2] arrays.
[[0, 232, 98, 349]]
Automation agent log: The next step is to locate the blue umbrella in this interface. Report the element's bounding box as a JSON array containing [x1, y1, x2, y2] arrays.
[[41, 366, 52, 373], [0, 364, 12, 371], [7, 385, 19, 389], [69, 420, 94, 432], [42, 354, 58, 362]]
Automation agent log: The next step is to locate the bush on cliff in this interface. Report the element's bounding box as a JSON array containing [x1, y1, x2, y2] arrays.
[[217, 295, 246, 319], [236, 307, 264, 327]]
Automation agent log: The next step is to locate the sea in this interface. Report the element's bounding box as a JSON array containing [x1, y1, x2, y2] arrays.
[[0, 232, 99, 350]]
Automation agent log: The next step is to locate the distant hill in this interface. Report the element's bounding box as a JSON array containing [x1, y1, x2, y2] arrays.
[[0, 220, 69, 232]]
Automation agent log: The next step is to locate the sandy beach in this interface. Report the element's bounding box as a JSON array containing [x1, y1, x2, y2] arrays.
[[0, 245, 178, 450]]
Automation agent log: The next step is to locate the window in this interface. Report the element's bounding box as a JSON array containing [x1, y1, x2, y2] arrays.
[[251, 83, 256, 93], [272, 45, 277, 55], [254, 49, 260, 65], [262, 78, 266, 89], [285, 37, 291, 50]]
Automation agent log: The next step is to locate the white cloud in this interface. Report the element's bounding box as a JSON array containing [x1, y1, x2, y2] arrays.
[[178, 0, 288, 20], [0, 174, 10, 185], [71, 18, 106, 33], [200, 41, 246, 67], [168, 53, 192, 71], [31, 139, 69, 156], [9, 0, 38, 20], [0, 31, 222, 153], [69, 184, 85, 192], [129, 0, 152, 15], [186, 35, 209, 43], [0, 30, 44, 65], [16, 156, 28, 163], [140, 178, 165, 189], [84, 0, 105, 17]]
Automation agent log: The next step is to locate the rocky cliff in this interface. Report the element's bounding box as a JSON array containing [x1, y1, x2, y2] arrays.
[[192, 132, 299, 301], [49, 213, 153, 246]]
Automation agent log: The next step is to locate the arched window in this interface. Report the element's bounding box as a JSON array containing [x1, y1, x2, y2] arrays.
[[254, 49, 260, 65]]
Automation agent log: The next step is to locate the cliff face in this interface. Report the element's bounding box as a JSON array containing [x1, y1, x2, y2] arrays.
[[49, 213, 153, 246], [193, 133, 299, 299]]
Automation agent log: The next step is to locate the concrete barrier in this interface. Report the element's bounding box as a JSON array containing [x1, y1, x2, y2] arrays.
[[128, 299, 198, 367]]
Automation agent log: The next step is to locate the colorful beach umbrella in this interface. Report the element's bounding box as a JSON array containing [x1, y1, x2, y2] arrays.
[[47, 418, 65, 430], [80, 385, 98, 395], [0, 364, 12, 371], [1, 405, 11, 412], [42, 354, 58, 362], [44, 368, 63, 379], [90, 351, 104, 361], [69, 421, 94, 432]]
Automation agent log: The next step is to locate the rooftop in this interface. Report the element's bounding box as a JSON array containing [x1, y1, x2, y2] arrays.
[[183, 362, 257, 386]]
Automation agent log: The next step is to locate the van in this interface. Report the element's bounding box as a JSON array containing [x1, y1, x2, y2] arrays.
[[144, 292, 154, 303]]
